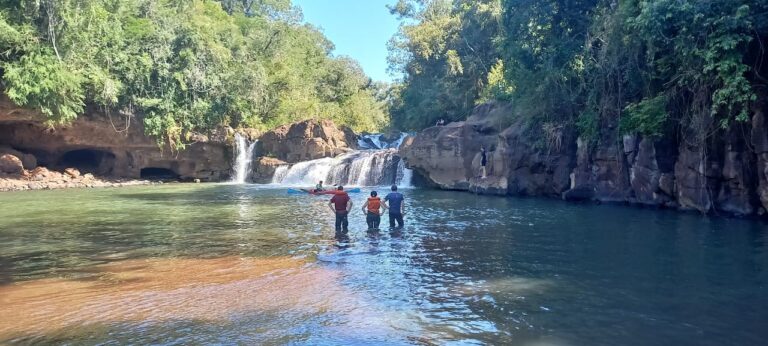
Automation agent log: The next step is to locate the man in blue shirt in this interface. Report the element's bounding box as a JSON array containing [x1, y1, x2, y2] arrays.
[[383, 185, 405, 229]]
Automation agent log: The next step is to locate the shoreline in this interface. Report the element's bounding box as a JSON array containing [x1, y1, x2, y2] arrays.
[[0, 167, 155, 192]]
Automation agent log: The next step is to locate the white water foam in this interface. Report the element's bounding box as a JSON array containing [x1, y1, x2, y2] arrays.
[[270, 133, 413, 187]]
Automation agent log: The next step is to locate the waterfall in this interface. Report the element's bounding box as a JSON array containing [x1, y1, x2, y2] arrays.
[[270, 133, 413, 187], [231, 133, 257, 184], [271, 149, 411, 187], [271, 165, 289, 183]]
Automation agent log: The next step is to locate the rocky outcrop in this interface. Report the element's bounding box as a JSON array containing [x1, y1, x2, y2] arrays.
[[400, 103, 506, 190], [258, 119, 357, 163], [402, 101, 768, 218], [250, 157, 287, 183], [0, 96, 232, 182]]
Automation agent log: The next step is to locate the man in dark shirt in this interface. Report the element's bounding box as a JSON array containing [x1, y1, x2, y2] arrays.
[[328, 185, 352, 237], [383, 185, 405, 229]]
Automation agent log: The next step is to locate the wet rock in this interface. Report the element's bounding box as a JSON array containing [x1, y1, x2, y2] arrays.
[[250, 157, 288, 183], [470, 176, 508, 195], [562, 185, 595, 201], [0, 154, 23, 174]]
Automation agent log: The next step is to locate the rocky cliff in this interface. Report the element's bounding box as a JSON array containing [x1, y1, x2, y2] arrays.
[[258, 119, 357, 163], [0, 96, 232, 182], [250, 119, 358, 183], [401, 101, 768, 218]]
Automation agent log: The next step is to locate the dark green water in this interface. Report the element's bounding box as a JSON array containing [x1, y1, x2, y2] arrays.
[[0, 184, 766, 345]]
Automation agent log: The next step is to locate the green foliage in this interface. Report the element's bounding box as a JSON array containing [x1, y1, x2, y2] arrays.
[[576, 110, 598, 144], [0, 0, 386, 148], [390, 0, 767, 149], [620, 96, 669, 138], [388, 0, 501, 130], [631, 0, 759, 130], [3, 49, 84, 124], [478, 59, 513, 103]]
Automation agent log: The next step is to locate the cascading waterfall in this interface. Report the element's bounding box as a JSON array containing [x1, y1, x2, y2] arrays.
[[231, 133, 257, 184], [271, 133, 414, 187]]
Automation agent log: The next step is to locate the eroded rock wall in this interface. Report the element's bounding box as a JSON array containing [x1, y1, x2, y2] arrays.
[[401, 101, 768, 218], [0, 97, 232, 181], [258, 119, 357, 163]]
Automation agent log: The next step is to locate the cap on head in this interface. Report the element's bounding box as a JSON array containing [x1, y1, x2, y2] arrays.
[[391, 185, 398, 191], [371, 191, 378, 197], [337, 185, 344, 191]]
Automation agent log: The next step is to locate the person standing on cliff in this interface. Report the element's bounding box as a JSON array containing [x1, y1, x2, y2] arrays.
[[480, 145, 488, 178], [383, 185, 405, 229], [328, 186, 352, 238]]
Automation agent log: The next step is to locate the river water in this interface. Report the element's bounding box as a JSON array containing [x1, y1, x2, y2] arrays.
[[0, 184, 766, 345]]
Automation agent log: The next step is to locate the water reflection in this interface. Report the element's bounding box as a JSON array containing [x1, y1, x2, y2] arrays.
[[0, 185, 766, 345]]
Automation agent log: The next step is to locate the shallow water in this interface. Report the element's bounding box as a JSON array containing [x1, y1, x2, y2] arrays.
[[0, 184, 766, 345]]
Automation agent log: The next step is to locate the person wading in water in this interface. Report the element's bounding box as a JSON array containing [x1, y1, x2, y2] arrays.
[[328, 186, 352, 238], [361, 190, 386, 230], [383, 185, 405, 229]]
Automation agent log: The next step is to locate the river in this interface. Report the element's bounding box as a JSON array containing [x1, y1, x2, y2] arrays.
[[0, 184, 766, 345]]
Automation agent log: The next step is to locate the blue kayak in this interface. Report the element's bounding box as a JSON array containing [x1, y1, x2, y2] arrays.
[[287, 188, 361, 195]]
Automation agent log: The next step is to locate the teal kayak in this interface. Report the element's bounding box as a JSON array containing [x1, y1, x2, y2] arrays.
[[287, 188, 361, 195]]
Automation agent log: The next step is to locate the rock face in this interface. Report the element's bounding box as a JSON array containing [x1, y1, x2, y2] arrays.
[[0, 96, 232, 182], [258, 119, 357, 163], [400, 103, 507, 191], [250, 157, 287, 183], [401, 101, 768, 218]]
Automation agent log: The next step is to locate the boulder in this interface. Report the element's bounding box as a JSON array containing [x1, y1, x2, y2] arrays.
[[64, 167, 81, 179], [0, 154, 23, 174], [258, 119, 357, 163], [0, 145, 36, 169], [250, 157, 288, 183], [29, 167, 53, 180]]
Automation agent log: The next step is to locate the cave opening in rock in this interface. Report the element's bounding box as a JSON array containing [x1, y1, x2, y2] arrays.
[[140, 167, 179, 180], [58, 149, 115, 175]]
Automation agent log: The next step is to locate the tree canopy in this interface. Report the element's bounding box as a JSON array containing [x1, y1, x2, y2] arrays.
[[388, 0, 768, 148], [0, 0, 388, 148]]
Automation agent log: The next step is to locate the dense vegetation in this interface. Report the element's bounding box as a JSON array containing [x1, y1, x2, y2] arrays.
[[388, 0, 768, 148], [0, 0, 388, 148]]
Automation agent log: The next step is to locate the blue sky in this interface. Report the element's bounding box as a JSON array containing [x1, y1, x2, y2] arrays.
[[293, 0, 400, 82]]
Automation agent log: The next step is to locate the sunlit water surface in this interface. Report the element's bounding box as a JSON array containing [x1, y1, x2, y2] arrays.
[[0, 184, 766, 345]]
